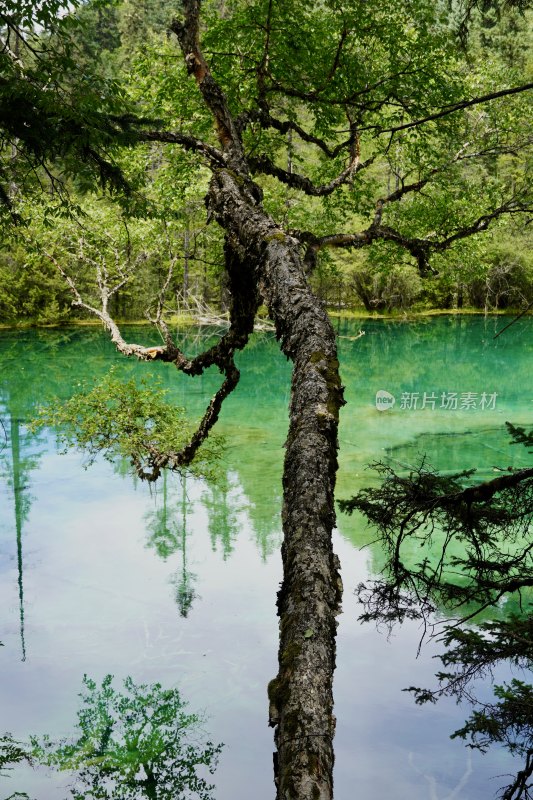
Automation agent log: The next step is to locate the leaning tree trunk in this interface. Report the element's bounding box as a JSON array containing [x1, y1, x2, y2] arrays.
[[167, 7, 344, 790], [209, 170, 344, 800]]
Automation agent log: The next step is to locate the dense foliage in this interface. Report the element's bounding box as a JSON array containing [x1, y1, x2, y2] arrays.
[[0, 0, 532, 323]]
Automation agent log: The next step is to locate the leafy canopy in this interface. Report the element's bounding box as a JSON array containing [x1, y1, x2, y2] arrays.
[[0, 0, 154, 220]]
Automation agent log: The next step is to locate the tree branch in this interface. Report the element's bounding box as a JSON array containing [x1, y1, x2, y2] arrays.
[[264, 67, 420, 107], [300, 193, 531, 276], [237, 109, 352, 159], [170, 0, 247, 172], [431, 201, 533, 252], [248, 153, 373, 196], [47, 234, 260, 482], [137, 359, 240, 481], [139, 130, 225, 167], [367, 82, 533, 135]]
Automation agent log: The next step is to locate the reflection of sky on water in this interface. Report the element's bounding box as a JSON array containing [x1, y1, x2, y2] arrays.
[[1, 452, 280, 799], [1, 317, 532, 799], [334, 532, 515, 800], [0, 451, 521, 800]]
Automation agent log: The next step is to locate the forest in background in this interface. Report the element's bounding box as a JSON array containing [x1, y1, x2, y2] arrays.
[[1, 0, 532, 325]]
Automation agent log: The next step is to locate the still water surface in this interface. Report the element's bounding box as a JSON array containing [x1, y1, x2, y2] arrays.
[[1, 316, 532, 799]]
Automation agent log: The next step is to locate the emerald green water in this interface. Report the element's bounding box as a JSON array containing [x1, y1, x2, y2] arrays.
[[0, 316, 531, 799]]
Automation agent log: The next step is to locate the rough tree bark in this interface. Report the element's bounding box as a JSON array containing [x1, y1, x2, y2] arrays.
[[62, 169, 345, 798], [165, 5, 346, 796], [208, 170, 344, 799]]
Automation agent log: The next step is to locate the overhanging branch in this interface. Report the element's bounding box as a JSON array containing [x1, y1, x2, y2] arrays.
[[137, 359, 240, 481], [45, 235, 260, 480], [300, 195, 531, 276]]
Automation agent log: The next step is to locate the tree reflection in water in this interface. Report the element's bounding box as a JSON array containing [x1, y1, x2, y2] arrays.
[[0, 399, 45, 663], [30, 675, 222, 800], [145, 473, 198, 618], [1, 733, 32, 800]]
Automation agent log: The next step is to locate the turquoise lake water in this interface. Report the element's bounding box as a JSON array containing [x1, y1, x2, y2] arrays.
[[0, 315, 531, 799]]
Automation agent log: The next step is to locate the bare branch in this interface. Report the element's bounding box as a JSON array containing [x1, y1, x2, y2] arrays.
[[45, 250, 162, 359], [47, 234, 261, 484], [494, 301, 533, 339], [147, 255, 176, 350]]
